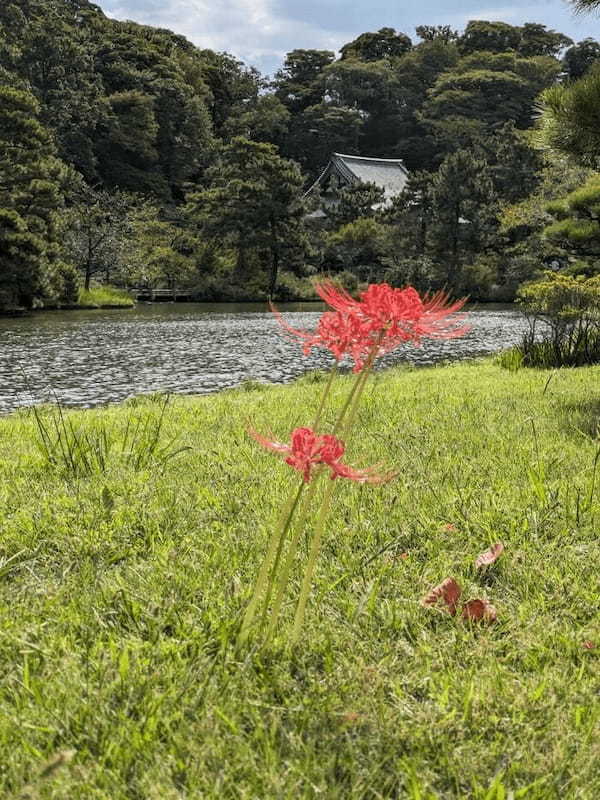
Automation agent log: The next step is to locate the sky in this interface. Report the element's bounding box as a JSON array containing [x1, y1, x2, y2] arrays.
[[97, 0, 600, 76]]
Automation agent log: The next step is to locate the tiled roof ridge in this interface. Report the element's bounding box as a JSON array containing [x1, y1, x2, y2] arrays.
[[333, 153, 406, 165]]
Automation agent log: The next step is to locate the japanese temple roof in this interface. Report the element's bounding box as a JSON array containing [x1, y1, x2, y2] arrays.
[[308, 153, 409, 200]]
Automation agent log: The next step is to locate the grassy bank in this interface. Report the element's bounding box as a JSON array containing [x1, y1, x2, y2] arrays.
[[0, 362, 598, 798], [77, 286, 135, 308]]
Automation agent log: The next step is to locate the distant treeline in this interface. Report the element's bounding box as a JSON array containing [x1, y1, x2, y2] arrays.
[[1, 1, 600, 308]]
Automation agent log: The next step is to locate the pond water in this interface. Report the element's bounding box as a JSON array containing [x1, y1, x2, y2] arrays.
[[0, 302, 529, 413]]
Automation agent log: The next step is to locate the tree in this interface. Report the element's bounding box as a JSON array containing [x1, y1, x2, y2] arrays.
[[416, 26, 459, 44], [477, 123, 543, 203], [427, 149, 498, 289], [153, 82, 214, 200], [0, 85, 69, 308], [459, 21, 522, 54], [196, 49, 261, 135], [328, 182, 385, 226], [126, 213, 198, 290], [391, 37, 460, 168], [187, 138, 307, 297], [516, 272, 600, 367], [285, 104, 363, 177], [223, 95, 290, 148], [323, 218, 388, 281], [538, 64, 600, 166], [571, 0, 600, 9], [0, 0, 106, 181], [498, 156, 592, 294], [63, 186, 144, 290], [518, 24, 572, 58], [563, 39, 600, 79], [421, 50, 560, 160], [384, 171, 433, 261], [340, 28, 412, 62], [96, 90, 167, 197], [543, 175, 600, 270], [274, 50, 333, 113]]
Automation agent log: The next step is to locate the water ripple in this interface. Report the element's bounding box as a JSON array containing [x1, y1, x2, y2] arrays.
[[0, 302, 529, 413]]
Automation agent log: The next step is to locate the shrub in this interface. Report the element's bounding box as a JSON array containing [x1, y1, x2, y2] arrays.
[[503, 271, 600, 368]]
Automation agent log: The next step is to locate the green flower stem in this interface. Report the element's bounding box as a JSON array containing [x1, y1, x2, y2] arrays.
[[265, 473, 323, 640], [290, 337, 384, 643], [238, 478, 305, 644], [259, 362, 339, 641], [258, 478, 309, 633], [291, 477, 336, 645], [312, 364, 338, 430]]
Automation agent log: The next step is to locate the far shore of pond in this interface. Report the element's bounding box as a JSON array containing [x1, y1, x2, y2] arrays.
[[0, 297, 517, 318]]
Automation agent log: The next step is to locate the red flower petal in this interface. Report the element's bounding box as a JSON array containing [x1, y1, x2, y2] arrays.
[[247, 429, 291, 454]]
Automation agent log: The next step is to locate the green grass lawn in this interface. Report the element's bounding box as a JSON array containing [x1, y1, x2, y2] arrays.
[[77, 287, 135, 309], [0, 362, 599, 798]]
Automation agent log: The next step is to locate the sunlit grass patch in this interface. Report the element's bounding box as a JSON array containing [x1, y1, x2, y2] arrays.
[[0, 362, 598, 797], [78, 286, 135, 308]]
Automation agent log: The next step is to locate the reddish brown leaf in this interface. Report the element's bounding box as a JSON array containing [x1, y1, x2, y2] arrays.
[[443, 523, 457, 532], [582, 640, 596, 650], [461, 598, 497, 623], [421, 577, 462, 615], [474, 542, 505, 570]]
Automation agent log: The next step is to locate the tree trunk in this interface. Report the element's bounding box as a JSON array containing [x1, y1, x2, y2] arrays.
[[449, 202, 460, 286], [235, 246, 247, 278], [268, 218, 280, 299], [85, 232, 93, 291]]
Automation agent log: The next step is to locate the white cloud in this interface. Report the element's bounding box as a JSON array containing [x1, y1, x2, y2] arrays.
[[101, 0, 355, 75], [99, 0, 600, 73]]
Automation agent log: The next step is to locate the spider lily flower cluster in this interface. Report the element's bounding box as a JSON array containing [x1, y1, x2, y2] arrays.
[[271, 282, 468, 372], [240, 282, 469, 646]]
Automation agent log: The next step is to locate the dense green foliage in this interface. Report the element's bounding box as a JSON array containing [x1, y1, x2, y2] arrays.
[[499, 271, 600, 367], [0, 363, 599, 795], [2, 1, 600, 306]]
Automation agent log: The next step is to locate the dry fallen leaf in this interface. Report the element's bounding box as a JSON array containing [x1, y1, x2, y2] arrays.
[[582, 640, 596, 650], [443, 523, 457, 532], [474, 542, 505, 570], [421, 577, 461, 615], [461, 598, 497, 623]]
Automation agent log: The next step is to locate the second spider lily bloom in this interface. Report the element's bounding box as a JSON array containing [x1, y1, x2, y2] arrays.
[[249, 426, 395, 485]]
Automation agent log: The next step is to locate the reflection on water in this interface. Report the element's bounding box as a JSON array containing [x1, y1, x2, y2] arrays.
[[0, 302, 528, 413]]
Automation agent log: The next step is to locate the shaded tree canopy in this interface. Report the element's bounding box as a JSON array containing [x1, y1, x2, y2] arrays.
[[340, 28, 412, 62], [1, 0, 599, 306]]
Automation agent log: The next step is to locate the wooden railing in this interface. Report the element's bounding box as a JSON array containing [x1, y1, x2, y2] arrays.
[[130, 287, 193, 301]]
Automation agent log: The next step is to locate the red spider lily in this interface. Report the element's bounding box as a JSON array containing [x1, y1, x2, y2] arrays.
[[270, 305, 377, 372], [249, 426, 395, 485], [316, 282, 470, 342], [271, 282, 469, 372]]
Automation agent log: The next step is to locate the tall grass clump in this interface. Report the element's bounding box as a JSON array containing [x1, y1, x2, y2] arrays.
[[32, 394, 188, 477], [500, 271, 600, 368], [78, 286, 135, 308]]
